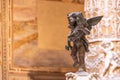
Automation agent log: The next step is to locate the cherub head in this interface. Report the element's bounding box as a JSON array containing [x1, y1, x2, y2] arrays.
[[67, 12, 86, 30], [67, 12, 103, 30]]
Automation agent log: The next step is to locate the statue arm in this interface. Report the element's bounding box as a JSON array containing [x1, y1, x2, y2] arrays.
[[65, 31, 73, 50], [68, 40, 72, 49], [65, 39, 73, 51]]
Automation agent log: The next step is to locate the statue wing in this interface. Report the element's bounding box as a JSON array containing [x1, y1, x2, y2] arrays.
[[87, 16, 103, 27]]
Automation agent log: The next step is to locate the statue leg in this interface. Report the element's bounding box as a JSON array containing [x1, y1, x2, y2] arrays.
[[71, 45, 78, 67], [81, 37, 89, 52], [78, 46, 86, 71]]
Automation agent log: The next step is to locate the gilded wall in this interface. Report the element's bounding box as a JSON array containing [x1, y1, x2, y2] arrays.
[[13, 0, 83, 69], [2, 0, 84, 80]]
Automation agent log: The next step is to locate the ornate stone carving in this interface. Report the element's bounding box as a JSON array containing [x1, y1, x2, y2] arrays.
[[99, 40, 120, 77], [1, 0, 12, 80], [84, 0, 120, 78], [85, 0, 120, 41]]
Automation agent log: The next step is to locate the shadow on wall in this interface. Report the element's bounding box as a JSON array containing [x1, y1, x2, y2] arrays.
[[28, 71, 66, 80], [26, 49, 73, 80]]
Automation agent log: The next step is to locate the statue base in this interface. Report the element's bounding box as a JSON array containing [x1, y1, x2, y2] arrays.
[[66, 71, 120, 80], [65, 71, 100, 80]]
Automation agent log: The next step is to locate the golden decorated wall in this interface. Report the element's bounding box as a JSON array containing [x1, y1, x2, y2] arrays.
[[0, 0, 84, 80], [37, 1, 84, 50], [12, 0, 84, 69]]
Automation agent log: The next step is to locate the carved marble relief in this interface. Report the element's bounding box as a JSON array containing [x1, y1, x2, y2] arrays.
[[85, 41, 120, 77], [84, 0, 120, 79], [85, 0, 120, 41]]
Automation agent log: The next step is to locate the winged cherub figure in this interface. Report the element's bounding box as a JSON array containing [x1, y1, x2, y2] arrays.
[[65, 12, 103, 71]]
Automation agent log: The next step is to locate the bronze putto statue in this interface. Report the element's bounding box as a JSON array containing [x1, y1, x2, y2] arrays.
[[65, 12, 103, 71]]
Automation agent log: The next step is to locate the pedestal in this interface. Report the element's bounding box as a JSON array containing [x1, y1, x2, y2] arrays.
[[66, 71, 100, 80]]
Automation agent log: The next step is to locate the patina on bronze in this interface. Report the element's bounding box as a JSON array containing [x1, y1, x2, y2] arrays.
[[65, 12, 103, 71]]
